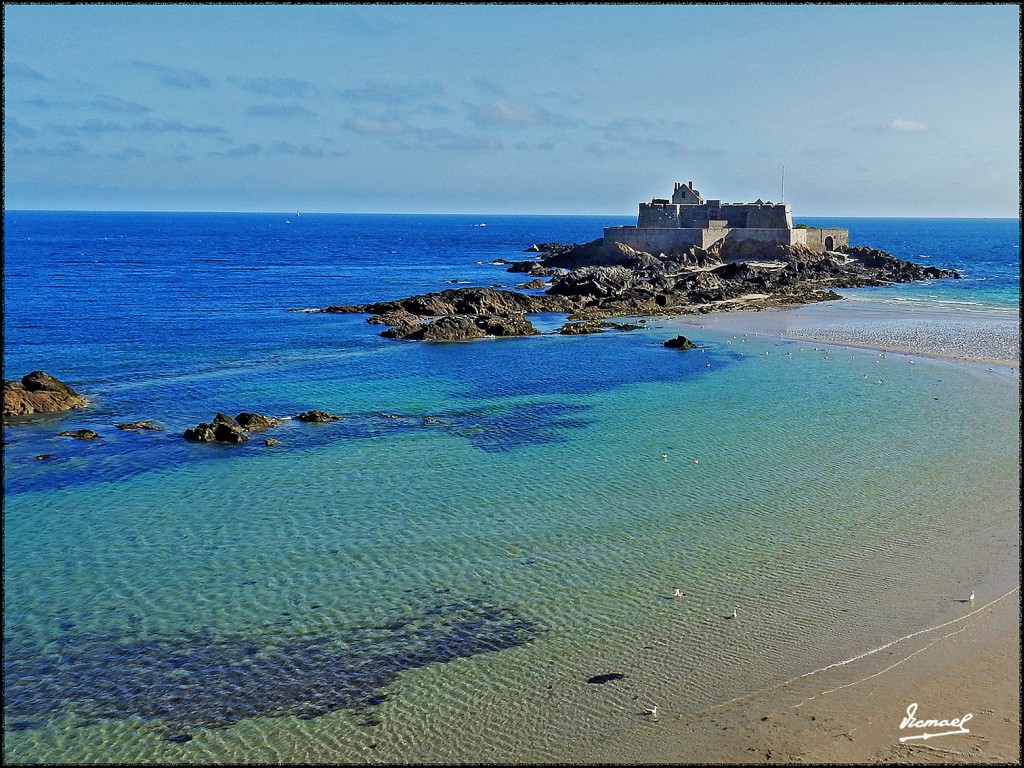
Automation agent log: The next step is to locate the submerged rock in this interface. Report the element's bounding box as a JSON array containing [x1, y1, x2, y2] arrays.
[[3, 371, 89, 419], [57, 429, 102, 440], [115, 420, 162, 432], [587, 673, 627, 684]]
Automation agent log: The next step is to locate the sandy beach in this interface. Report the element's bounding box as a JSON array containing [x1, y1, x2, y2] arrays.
[[584, 296, 1021, 765], [671, 296, 1020, 370]]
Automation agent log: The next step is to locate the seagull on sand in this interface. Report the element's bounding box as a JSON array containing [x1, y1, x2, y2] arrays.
[[645, 705, 658, 718], [730, 609, 737, 619], [673, 588, 684, 598], [969, 590, 975, 602]]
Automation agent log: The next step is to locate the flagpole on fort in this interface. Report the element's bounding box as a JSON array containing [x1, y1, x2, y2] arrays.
[[781, 166, 785, 203]]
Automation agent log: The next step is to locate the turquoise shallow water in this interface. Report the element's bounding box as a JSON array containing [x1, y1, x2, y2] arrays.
[[3, 214, 1020, 762]]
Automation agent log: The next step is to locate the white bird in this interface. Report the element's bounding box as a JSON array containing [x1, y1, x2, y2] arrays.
[[673, 588, 684, 598], [660, 453, 669, 460], [969, 590, 975, 602], [730, 609, 737, 619], [645, 705, 658, 717]]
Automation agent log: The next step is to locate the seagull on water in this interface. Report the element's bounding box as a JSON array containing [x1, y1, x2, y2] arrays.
[[673, 588, 684, 598], [660, 453, 669, 460]]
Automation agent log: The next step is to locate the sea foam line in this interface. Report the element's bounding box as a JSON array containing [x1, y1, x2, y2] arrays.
[[791, 585, 1019, 684]]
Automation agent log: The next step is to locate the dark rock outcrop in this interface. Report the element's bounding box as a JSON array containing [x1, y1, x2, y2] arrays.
[[505, 260, 555, 277], [297, 410, 344, 423], [384, 312, 539, 341], [3, 372, 89, 419], [183, 412, 249, 444], [665, 335, 697, 350], [515, 279, 548, 290], [235, 412, 281, 431], [557, 320, 643, 335], [366, 309, 422, 327], [300, 235, 961, 343]]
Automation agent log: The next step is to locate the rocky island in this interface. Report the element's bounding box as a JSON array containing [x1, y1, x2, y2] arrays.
[[312, 179, 961, 342]]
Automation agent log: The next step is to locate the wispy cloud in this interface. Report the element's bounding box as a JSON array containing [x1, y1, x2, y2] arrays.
[[78, 119, 126, 134], [93, 95, 151, 114], [470, 101, 557, 127], [271, 140, 324, 157], [13, 141, 86, 157], [247, 104, 317, 118], [885, 118, 929, 133], [238, 77, 317, 98], [8, 62, 46, 80], [109, 147, 145, 160], [335, 80, 443, 104], [422, 128, 502, 152], [133, 61, 212, 90], [585, 142, 626, 156], [208, 143, 261, 157], [344, 117, 502, 152], [344, 118, 410, 136], [5, 117, 38, 138], [137, 118, 225, 134], [472, 79, 505, 98]]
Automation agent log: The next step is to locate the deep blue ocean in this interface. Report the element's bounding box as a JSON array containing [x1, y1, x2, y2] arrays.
[[3, 212, 1020, 762]]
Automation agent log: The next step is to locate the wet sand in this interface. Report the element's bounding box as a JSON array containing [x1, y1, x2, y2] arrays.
[[588, 297, 1021, 764], [671, 296, 1020, 369], [580, 587, 1020, 764]]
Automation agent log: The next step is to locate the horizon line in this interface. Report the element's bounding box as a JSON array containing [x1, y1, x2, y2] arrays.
[[4, 208, 1020, 221]]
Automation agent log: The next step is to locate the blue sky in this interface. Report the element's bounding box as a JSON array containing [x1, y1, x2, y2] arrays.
[[3, 4, 1019, 216]]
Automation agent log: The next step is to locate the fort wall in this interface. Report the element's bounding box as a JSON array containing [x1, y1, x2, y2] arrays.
[[604, 225, 848, 255], [608, 181, 849, 256]]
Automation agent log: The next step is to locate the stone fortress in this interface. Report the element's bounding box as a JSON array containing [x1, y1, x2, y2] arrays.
[[604, 180, 848, 255]]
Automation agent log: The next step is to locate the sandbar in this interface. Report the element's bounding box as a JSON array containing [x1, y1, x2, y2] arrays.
[[670, 295, 1020, 370]]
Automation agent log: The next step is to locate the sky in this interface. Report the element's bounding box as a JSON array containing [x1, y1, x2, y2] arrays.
[[3, 3, 1020, 216]]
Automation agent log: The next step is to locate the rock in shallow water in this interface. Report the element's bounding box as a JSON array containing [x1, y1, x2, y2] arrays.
[[297, 410, 344, 423], [664, 335, 697, 350], [57, 429, 102, 440], [3, 371, 90, 419]]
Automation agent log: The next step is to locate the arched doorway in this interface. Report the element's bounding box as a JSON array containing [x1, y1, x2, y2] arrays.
[[824, 236, 834, 251]]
